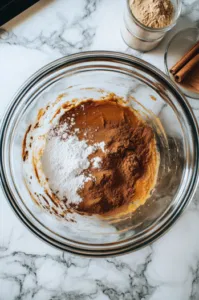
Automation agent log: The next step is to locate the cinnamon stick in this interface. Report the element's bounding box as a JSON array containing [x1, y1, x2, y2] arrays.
[[174, 54, 199, 83], [170, 41, 199, 75]]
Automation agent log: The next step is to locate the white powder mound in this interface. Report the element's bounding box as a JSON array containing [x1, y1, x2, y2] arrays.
[[41, 132, 105, 206], [92, 157, 102, 168]]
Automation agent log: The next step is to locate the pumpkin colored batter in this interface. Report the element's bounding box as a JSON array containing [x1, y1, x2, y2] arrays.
[[57, 96, 159, 217]]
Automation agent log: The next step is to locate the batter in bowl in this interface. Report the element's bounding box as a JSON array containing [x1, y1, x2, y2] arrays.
[[23, 94, 159, 218]]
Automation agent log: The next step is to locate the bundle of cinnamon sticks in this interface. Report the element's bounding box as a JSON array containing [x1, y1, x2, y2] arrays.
[[170, 41, 199, 83]]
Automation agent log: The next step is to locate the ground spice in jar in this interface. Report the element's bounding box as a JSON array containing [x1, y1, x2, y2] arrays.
[[129, 0, 174, 28]]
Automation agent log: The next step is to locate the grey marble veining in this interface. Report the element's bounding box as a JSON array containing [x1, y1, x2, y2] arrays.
[[0, 250, 154, 299], [181, 0, 199, 20], [0, 0, 199, 299], [0, 0, 102, 56]]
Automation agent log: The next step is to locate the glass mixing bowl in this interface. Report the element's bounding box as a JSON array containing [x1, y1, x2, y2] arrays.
[[0, 51, 198, 256]]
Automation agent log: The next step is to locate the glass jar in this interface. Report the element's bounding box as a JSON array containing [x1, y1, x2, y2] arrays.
[[121, 0, 182, 52]]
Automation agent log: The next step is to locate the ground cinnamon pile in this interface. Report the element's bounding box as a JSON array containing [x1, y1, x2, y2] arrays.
[[58, 96, 158, 216], [170, 41, 199, 93]]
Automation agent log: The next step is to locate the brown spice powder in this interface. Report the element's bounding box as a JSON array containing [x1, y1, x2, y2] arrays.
[[59, 97, 158, 216]]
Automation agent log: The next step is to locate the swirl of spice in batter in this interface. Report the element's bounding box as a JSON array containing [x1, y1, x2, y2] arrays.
[[23, 94, 159, 218], [52, 95, 159, 217]]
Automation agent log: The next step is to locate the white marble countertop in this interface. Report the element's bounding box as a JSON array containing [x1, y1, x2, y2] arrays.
[[0, 1, 199, 299]]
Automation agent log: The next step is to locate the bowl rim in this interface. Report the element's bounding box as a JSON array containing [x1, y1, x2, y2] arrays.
[[0, 50, 199, 257]]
